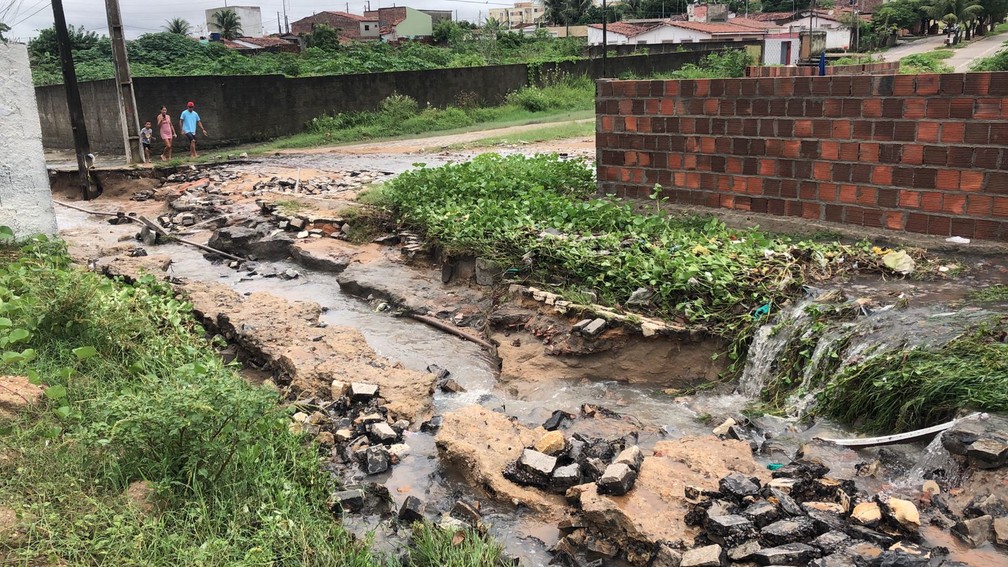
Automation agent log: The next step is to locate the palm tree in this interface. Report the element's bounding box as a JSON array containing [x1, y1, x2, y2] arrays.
[[164, 18, 192, 36], [211, 9, 243, 40], [931, 0, 983, 39]]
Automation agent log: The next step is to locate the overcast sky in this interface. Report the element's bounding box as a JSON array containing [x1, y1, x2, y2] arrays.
[[2, 0, 510, 42]]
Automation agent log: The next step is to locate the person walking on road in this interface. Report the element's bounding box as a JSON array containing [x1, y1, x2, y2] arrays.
[[179, 101, 208, 158], [157, 105, 176, 161]]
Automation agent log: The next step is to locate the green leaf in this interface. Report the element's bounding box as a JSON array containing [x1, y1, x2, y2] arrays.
[[44, 385, 67, 400], [7, 328, 29, 343], [72, 346, 98, 360], [53, 406, 71, 419], [0, 318, 11, 328]]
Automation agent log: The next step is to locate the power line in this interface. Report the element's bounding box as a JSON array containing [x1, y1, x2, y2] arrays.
[[11, 0, 50, 27]]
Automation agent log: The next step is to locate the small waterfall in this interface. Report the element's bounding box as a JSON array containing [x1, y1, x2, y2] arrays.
[[904, 434, 963, 488], [738, 296, 820, 398]]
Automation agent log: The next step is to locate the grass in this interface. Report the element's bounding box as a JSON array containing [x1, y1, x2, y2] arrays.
[[968, 284, 1008, 302], [900, 51, 954, 74], [262, 76, 595, 151], [819, 321, 1008, 432], [0, 236, 378, 565], [445, 120, 594, 150], [408, 524, 502, 566]]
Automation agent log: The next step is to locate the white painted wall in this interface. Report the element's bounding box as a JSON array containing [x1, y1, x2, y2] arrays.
[[636, 25, 711, 44], [587, 27, 632, 45], [785, 17, 850, 50], [206, 6, 264, 37], [0, 43, 58, 238], [764, 37, 799, 64]]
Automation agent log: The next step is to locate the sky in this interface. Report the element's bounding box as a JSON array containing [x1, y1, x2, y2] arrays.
[[1, 0, 512, 42]]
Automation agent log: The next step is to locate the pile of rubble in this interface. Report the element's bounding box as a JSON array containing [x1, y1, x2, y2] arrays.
[[247, 170, 394, 197]]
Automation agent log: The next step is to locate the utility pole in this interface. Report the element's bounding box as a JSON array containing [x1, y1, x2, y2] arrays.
[[283, 0, 290, 33], [51, 0, 92, 200], [106, 0, 142, 164], [601, 0, 608, 77], [278, 11, 282, 34]]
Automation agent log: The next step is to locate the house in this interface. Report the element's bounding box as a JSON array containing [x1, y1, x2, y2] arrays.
[[363, 7, 433, 41], [729, 16, 799, 65], [586, 19, 766, 45], [779, 10, 853, 50], [488, 1, 545, 29], [290, 11, 378, 41], [206, 5, 264, 37], [220, 36, 300, 53], [420, 9, 454, 25]]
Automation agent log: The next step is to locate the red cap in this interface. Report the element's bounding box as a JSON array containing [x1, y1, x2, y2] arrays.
[[187, 101, 195, 107]]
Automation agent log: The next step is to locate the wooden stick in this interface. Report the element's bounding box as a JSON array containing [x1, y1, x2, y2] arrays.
[[406, 312, 496, 353], [53, 199, 119, 217]]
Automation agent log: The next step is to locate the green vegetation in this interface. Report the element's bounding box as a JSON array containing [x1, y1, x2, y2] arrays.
[[968, 284, 1008, 302], [970, 44, 1008, 70], [900, 51, 955, 73], [820, 321, 1008, 432], [268, 76, 594, 148], [449, 120, 595, 149], [373, 154, 921, 366], [28, 27, 586, 86], [408, 524, 503, 566], [655, 49, 753, 79]]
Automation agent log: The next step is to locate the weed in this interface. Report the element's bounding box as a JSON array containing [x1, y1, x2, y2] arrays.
[[409, 523, 502, 566], [968, 284, 1008, 302]]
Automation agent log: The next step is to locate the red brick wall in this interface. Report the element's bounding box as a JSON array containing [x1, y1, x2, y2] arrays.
[[745, 61, 900, 77], [596, 73, 1008, 241]]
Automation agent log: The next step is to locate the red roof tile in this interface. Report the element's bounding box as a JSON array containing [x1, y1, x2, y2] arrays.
[[586, 21, 661, 37], [667, 20, 768, 34]]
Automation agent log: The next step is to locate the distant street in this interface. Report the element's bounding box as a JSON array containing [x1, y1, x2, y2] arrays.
[[881, 31, 1008, 71]]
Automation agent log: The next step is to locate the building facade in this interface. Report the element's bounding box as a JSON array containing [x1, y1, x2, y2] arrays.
[[206, 5, 264, 37]]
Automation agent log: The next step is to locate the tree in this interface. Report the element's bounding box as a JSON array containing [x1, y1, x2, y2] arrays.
[[0, 22, 9, 43], [978, 0, 1008, 34], [931, 0, 982, 39], [303, 23, 342, 50], [165, 18, 192, 36], [28, 25, 100, 62], [433, 19, 463, 45], [211, 9, 243, 40], [545, 0, 592, 28]]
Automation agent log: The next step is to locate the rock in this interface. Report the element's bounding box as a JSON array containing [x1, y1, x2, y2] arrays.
[[953, 514, 994, 546], [535, 430, 567, 456], [753, 542, 819, 566], [771, 460, 829, 480], [335, 429, 353, 442], [760, 517, 817, 546], [720, 471, 760, 499], [597, 462, 637, 496], [803, 504, 846, 533], [364, 446, 390, 475], [552, 463, 582, 491], [680, 544, 726, 567], [921, 480, 940, 496], [851, 501, 882, 527], [706, 515, 757, 547], [743, 500, 781, 528], [882, 497, 920, 531], [543, 410, 574, 431], [368, 422, 398, 444], [812, 531, 849, 554], [518, 448, 557, 478], [420, 415, 442, 433], [652, 543, 684, 567], [580, 318, 607, 337], [712, 418, 736, 436], [769, 488, 805, 516], [613, 445, 644, 471], [845, 525, 895, 547], [330, 380, 349, 399], [438, 378, 465, 393], [426, 364, 451, 380], [398, 495, 424, 524], [331, 488, 365, 513], [727, 539, 761, 561], [450, 500, 482, 527], [571, 319, 592, 333], [963, 493, 1007, 518], [388, 443, 410, 460], [626, 287, 655, 309], [0, 375, 45, 417], [968, 438, 1008, 469], [350, 382, 379, 402], [583, 457, 607, 481], [942, 413, 1008, 461], [316, 431, 335, 446]]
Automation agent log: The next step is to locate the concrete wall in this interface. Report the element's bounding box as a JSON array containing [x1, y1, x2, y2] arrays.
[[36, 47, 752, 152], [0, 43, 58, 237], [596, 73, 1008, 242]]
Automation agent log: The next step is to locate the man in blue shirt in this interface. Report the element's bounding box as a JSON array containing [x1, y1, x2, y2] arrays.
[[179, 101, 208, 158]]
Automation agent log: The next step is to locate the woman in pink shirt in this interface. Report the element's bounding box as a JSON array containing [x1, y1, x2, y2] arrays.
[[157, 106, 176, 161]]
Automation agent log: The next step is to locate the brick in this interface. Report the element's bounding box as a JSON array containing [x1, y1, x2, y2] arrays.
[[825, 204, 843, 221], [975, 98, 1002, 119], [905, 212, 929, 233], [922, 146, 948, 166], [839, 185, 858, 203], [961, 170, 985, 191], [885, 211, 905, 230], [893, 122, 917, 142], [939, 74, 965, 95], [914, 169, 937, 189], [915, 74, 940, 95], [821, 141, 840, 160], [871, 166, 893, 186], [928, 215, 952, 236], [858, 187, 878, 206], [968, 194, 994, 216], [918, 122, 940, 143], [901, 145, 923, 165], [618, 99, 634, 115], [995, 197, 1008, 217], [861, 99, 882, 118], [878, 188, 899, 208], [624, 116, 637, 131], [645, 98, 660, 115], [921, 192, 943, 212], [795, 119, 814, 137], [964, 73, 991, 95], [814, 162, 832, 181], [976, 148, 1001, 168], [903, 98, 926, 119], [936, 170, 961, 191], [893, 167, 915, 187], [800, 181, 818, 200], [873, 121, 895, 141], [944, 194, 967, 215], [974, 219, 1004, 239], [879, 144, 901, 164], [964, 123, 990, 144], [853, 120, 873, 139], [858, 143, 878, 162], [881, 98, 903, 118], [802, 202, 821, 219], [824, 98, 843, 117], [780, 180, 799, 198], [988, 171, 1008, 194], [950, 217, 976, 238], [949, 99, 974, 119], [833, 120, 852, 139], [892, 75, 915, 96], [991, 123, 1008, 144], [851, 164, 873, 184], [925, 99, 951, 119], [942, 122, 965, 143], [845, 206, 865, 225], [842, 99, 862, 117]]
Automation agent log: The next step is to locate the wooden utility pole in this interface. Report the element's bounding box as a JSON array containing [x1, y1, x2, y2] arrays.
[[106, 0, 142, 163], [51, 0, 92, 200]]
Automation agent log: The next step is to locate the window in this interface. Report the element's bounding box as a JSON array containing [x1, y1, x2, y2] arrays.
[[365, 24, 370, 30]]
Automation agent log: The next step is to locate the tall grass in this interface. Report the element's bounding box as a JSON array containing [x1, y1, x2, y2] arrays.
[[0, 238, 379, 565]]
